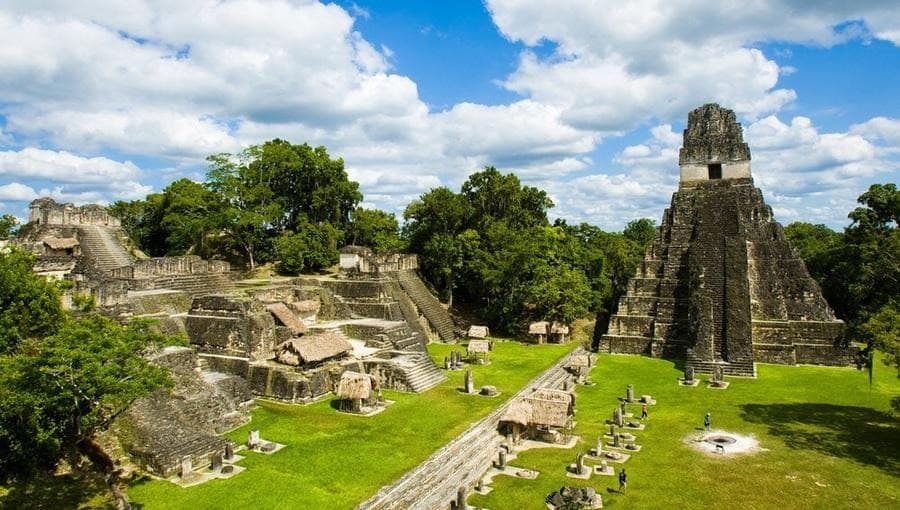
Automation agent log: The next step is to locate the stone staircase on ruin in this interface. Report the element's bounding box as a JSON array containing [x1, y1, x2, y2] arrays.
[[75, 224, 133, 273], [151, 272, 235, 297], [391, 353, 446, 393], [602, 201, 691, 356], [684, 354, 757, 377], [394, 270, 456, 343]]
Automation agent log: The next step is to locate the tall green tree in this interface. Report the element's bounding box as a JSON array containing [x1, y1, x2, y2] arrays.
[[274, 221, 341, 274], [0, 248, 64, 354], [0, 213, 19, 238], [206, 153, 283, 269], [623, 218, 656, 247], [346, 207, 404, 253], [0, 316, 174, 509]]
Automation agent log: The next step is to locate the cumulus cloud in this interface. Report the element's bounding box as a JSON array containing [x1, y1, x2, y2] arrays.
[[0, 1, 897, 227], [0, 148, 153, 203], [0, 182, 38, 201], [487, 0, 899, 129], [579, 114, 898, 229]]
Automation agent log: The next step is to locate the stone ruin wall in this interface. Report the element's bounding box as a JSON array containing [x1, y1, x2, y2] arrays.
[[109, 255, 230, 279], [116, 346, 253, 477], [28, 197, 121, 227], [185, 295, 283, 361]]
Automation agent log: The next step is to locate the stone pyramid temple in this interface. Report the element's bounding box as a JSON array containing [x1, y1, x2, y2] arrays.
[[600, 103, 857, 376]]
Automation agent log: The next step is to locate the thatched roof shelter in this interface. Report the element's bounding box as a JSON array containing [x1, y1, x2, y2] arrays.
[[467, 325, 489, 338], [568, 354, 591, 368], [290, 299, 320, 314], [500, 400, 532, 427], [275, 333, 352, 366], [551, 323, 570, 335], [528, 321, 549, 335], [523, 388, 574, 428], [337, 371, 378, 400], [266, 303, 306, 334], [467, 340, 490, 354], [43, 237, 79, 250]]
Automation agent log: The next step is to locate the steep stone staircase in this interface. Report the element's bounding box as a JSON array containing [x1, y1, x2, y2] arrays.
[[395, 270, 456, 343], [76, 225, 133, 273], [391, 353, 446, 393], [685, 353, 756, 377], [151, 272, 235, 297]]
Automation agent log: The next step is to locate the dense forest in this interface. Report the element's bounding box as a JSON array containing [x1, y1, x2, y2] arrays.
[[108, 140, 655, 337], [7, 139, 896, 363]]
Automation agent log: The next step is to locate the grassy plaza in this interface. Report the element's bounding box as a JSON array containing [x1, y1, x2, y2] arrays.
[[471, 353, 899, 509], [125, 341, 576, 509], [2, 341, 896, 509]]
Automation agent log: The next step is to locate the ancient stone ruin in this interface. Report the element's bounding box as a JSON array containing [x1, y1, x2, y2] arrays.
[[15, 199, 463, 477], [601, 104, 858, 376]]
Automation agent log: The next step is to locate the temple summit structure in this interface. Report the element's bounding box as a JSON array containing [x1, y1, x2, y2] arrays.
[[600, 103, 857, 376]]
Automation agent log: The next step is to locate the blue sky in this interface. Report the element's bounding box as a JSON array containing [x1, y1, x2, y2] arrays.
[[0, 1, 898, 230]]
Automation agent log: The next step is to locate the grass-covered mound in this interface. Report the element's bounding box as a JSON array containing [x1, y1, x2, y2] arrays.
[[470, 354, 899, 510], [124, 340, 577, 509]]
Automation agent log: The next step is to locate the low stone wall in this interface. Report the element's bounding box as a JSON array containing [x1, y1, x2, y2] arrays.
[[203, 355, 337, 403], [601, 335, 653, 354], [185, 295, 278, 360]]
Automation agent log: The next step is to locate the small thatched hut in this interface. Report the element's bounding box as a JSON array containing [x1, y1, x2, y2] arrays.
[[528, 321, 570, 343], [467, 339, 491, 363], [499, 400, 532, 442], [266, 303, 306, 335], [336, 371, 381, 413], [550, 322, 570, 343], [499, 388, 575, 443], [567, 354, 592, 381], [274, 332, 352, 367], [467, 325, 489, 339], [528, 321, 549, 343], [42, 237, 80, 256]]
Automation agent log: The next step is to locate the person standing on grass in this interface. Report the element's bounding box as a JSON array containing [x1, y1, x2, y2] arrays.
[[618, 468, 627, 494], [704, 412, 711, 431], [641, 403, 648, 420]]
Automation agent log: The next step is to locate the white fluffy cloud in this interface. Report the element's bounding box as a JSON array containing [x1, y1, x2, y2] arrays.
[[487, 0, 899, 129], [583, 114, 899, 228], [0, 182, 37, 201], [0, 1, 897, 229], [0, 148, 152, 203]]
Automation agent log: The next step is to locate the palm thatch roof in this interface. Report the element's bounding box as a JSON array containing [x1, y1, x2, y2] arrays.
[[337, 371, 378, 400], [467, 325, 489, 338], [528, 321, 569, 335], [275, 332, 352, 365], [266, 303, 306, 334], [551, 323, 570, 335], [290, 299, 320, 314], [568, 354, 591, 368], [500, 400, 532, 426], [467, 340, 490, 354], [528, 321, 549, 335], [524, 388, 574, 428], [43, 237, 79, 250]]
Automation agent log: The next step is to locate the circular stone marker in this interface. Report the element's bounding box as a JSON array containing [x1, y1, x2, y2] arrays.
[[687, 430, 763, 456], [706, 435, 738, 446]]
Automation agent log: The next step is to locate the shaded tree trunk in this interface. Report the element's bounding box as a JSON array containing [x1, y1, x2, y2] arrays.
[[79, 437, 131, 510]]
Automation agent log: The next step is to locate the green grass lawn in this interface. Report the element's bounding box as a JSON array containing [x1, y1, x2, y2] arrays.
[[469, 354, 899, 510], [122, 340, 576, 509]]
